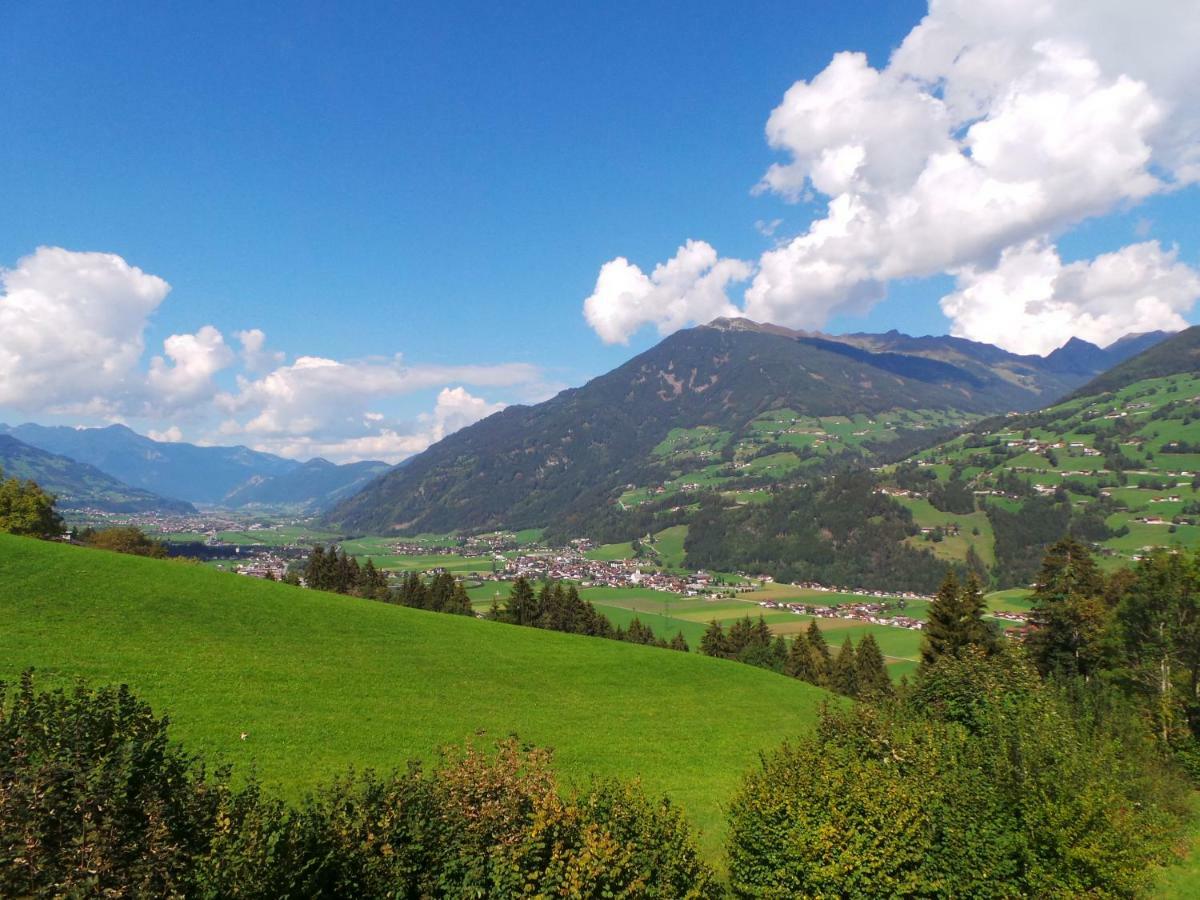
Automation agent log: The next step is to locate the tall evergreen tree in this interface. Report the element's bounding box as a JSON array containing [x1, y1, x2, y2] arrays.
[[699, 620, 728, 658], [959, 573, 997, 651], [854, 634, 893, 699], [785, 636, 820, 685], [830, 637, 858, 697], [922, 571, 963, 669], [805, 621, 831, 684], [1026, 537, 1109, 680], [505, 577, 538, 627], [921, 570, 995, 670]]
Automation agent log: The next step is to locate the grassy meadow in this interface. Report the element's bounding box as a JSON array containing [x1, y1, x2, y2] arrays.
[[0, 533, 832, 861]]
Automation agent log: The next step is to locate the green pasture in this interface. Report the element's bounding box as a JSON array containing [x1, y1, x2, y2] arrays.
[[0, 533, 835, 862]]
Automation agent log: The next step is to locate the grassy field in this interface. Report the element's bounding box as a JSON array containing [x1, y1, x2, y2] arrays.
[[0, 534, 832, 861], [1155, 793, 1200, 898]]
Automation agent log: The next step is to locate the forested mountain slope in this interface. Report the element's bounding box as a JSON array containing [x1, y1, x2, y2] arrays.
[[0, 434, 195, 513], [332, 319, 1141, 536], [0, 423, 387, 510]]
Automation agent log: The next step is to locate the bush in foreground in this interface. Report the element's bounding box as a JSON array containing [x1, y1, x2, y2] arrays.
[[1, 674, 718, 898], [726, 649, 1190, 898]]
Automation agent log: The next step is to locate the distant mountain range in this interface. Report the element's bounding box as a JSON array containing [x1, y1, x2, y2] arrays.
[[0, 434, 196, 514], [329, 318, 1170, 536], [0, 423, 390, 512], [220, 457, 393, 512]]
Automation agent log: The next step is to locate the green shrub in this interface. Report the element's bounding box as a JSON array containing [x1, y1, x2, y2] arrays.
[[727, 651, 1190, 898], [0, 672, 221, 897], [2, 674, 718, 898]]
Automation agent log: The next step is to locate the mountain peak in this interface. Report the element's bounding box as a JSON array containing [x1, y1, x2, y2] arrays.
[[703, 317, 815, 340]]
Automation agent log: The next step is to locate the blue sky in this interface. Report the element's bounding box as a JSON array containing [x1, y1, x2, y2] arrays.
[[2, 1, 1198, 461]]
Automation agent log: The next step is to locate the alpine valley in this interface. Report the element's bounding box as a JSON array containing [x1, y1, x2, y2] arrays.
[[327, 318, 1181, 591]]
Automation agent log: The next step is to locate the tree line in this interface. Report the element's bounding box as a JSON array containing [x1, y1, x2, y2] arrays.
[[698, 615, 893, 701], [488, 577, 690, 652], [684, 471, 960, 594], [298, 547, 692, 653]]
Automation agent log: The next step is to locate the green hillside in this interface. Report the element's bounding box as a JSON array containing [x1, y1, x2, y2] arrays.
[[0, 434, 195, 514], [330, 320, 1100, 539], [884, 370, 1200, 585], [0, 533, 831, 859]]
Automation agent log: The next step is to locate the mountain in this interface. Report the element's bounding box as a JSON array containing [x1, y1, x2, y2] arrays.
[[330, 319, 1155, 537], [0, 434, 195, 513], [1041, 337, 1117, 376], [0, 423, 386, 510], [0, 423, 298, 505], [872, 325, 1200, 586], [1065, 325, 1200, 399], [220, 457, 392, 511]]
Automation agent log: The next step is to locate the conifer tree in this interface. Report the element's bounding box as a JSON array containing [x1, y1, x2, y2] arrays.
[[506, 576, 538, 626], [805, 621, 831, 684], [726, 617, 754, 657], [770, 635, 789, 671], [700, 620, 728, 658], [854, 634, 893, 699], [922, 571, 962, 669], [453, 580, 474, 615], [306, 546, 329, 591], [669, 631, 690, 652], [1027, 537, 1109, 679], [830, 636, 858, 697], [785, 636, 820, 684]]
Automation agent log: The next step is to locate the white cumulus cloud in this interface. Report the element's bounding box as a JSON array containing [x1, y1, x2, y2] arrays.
[[582, 0, 1200, 346], [235, 328, 285, 372], [233, 387, 507, 463], [0, 246, 170, 412], [583, 240, 752, 344], [147, 325, 235, 409], [941, 240, 1200, 355], [0, 246, 548, 464]]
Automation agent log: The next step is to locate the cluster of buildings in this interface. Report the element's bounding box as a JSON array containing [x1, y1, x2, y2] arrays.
[[234, 552, 290, 580], [787, 582, 933, 603], [497, 552, 716, 595], [990, 610, 1028, 623], [757, 598, 924, 631]]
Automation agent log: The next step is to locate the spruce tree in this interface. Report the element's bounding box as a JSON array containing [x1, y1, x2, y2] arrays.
[[726, 617, 754, 657], [506, 577, 538, 627], [922, 570, 962, 669], [770, 635, 789, 672], [626, 618, 656, 645], [447, 580, 473, 616], [921, 570, 995, 671], [785, 636, 820, 684], [700, 620, 728, 658], [959, 573, 997, 651], [854, 634, 892, 699], [830, 636, 858, 697], [1027, 537, 1109, 679], [805, 621, 831, 684], [669, 631, 690, 652]]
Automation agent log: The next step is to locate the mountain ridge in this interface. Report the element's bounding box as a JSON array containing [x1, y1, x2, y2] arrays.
[[0, 434, 196, 514], [329, 320, 1167, 536], [0, 423, 389, 511]]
